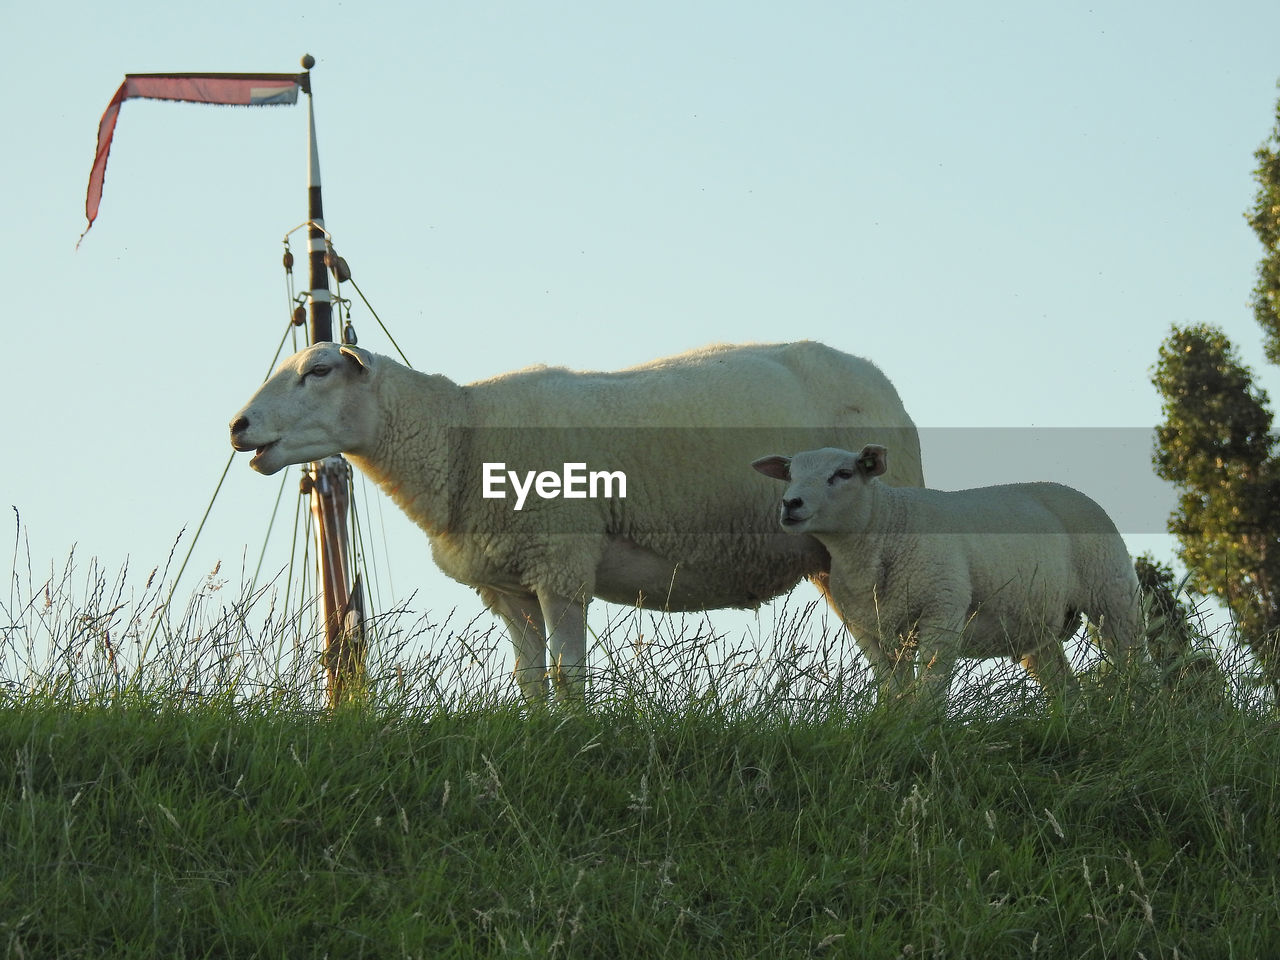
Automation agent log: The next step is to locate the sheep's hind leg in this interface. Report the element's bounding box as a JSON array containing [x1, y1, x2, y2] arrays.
[[1096, 592, 1145, 675], [1021, 640, 1081, 705], [479, 588, 551, 701]]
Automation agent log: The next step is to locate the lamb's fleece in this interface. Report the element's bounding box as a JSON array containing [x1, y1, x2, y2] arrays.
[[230, 341, 922, 700], [752, 444, 1143, 703]]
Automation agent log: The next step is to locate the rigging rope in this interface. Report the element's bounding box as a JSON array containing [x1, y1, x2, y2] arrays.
[[146, 314, 308, 653], [273, 474, 307, 668], [348, 275, 412, 367], [250, 467, 292, 592]]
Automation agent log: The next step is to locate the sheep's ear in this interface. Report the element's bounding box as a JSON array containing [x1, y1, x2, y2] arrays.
[[339, 344, 372, 373], [857, 444, 888, 478], [752, 455, 791, 481]]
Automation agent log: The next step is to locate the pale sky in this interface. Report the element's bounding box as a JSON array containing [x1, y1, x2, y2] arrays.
[[4, 0, 1279, 679]]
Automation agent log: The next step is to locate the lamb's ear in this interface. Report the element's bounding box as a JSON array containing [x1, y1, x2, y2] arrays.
[[752, 455, 792, 481], [339, 344, 372, 373], [856, 444, 888, 478]]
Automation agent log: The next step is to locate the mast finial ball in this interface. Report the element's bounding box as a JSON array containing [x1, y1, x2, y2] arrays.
[[301, 53, 316, 70]]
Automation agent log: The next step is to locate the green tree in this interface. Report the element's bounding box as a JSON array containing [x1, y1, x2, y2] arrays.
[[1135, 552, 1230, 697], [1134, 554, 1195, 664], [1151, 325, 1280, 690], [1151, 87, 1280, 696], [1247, 88, 1280, 364]]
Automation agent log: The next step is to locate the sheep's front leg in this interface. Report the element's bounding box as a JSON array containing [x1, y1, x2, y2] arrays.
[[912, 620, 967, 705], [540, 591, 589, 701], [846, 631, 914, 703], [479, 587, 550, 701]]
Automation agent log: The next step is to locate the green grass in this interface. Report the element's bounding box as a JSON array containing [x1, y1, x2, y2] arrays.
[[3, 554, 1279, 958], [4, 688, 1278, 958]]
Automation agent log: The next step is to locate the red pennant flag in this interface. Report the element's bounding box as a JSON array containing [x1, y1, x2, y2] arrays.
[[80, 72, 303, 245]]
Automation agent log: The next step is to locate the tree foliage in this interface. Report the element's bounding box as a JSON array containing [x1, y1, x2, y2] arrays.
[[1134, 554, 1195, 662], [1151, 327, 1280, 683], [1151, 87, 1280, 692], [1248, 88, 1280, 365]]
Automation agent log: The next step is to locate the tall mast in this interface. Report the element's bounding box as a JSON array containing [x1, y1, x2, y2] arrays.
[[298, 53, 364, 704]]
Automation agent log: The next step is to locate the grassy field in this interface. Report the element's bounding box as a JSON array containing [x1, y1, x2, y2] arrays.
[[3, 555, 1279, 958]]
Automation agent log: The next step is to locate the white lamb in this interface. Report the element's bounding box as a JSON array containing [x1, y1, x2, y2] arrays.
[[751, 444, 1142, 704], [229, 341, 923, 700]]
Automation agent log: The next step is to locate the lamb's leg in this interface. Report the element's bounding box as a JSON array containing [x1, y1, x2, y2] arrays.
[[1021, 641, 1081, 704], [913, 624, 965, 705], [818, 579, 908, 700], [1096, 579, 1145, 674], [541, 591, 589, 701], [838, 625, 911, 702], [479, 587, 550, 701]]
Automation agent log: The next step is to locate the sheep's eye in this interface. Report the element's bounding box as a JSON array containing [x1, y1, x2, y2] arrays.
[[830, 468, 854, 484], [302, 364, 332, 383]]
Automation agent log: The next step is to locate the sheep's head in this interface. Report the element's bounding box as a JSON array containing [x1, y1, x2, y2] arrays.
[[229, 342, 378, 475], [751, 444, 887, 534]]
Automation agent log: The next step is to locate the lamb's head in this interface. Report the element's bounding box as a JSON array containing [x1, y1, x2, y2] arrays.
[[751, 444, 888, 535], [229, 342, 380, 475]]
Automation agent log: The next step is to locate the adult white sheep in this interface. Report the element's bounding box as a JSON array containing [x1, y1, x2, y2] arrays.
[[229, 341, 923, 700], [751, 444, 1142, 704]]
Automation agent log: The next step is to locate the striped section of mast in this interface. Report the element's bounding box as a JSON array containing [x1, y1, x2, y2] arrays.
[[300, 54, 333, 344]]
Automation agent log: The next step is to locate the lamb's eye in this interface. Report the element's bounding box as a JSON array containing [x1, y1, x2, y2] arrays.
[[303, 364, 332, 383], [829, 468, 854, 484]]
